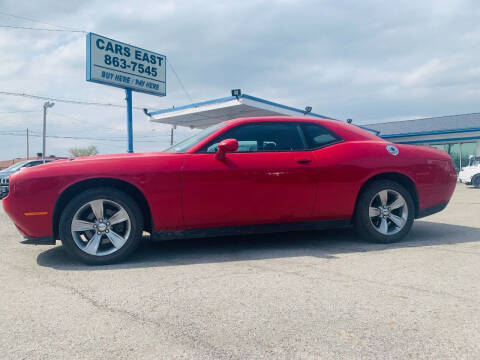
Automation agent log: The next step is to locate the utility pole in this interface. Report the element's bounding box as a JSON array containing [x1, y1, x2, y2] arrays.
[[170, 125, 176, 146], [42, 101, 54, 162], [26, 128, 29, 159]]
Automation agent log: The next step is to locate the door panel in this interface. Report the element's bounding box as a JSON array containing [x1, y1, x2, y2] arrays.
[[181, 152, 318, 228], [311, 143, 361, 220]]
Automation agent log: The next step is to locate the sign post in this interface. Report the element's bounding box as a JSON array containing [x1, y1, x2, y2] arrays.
[[125, 89, 133, 153], [86, 33, 166, 152]]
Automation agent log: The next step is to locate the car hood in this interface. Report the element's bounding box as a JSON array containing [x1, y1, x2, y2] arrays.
[[0, 170, 15, 178], [9, 152, 185, 183], [25, 152, 180, 171], [460, 167, 479, 174], [71, 152, 177, 163]]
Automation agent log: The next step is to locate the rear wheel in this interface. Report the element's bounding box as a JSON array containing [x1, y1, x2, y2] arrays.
[[59, 188, 143, 265], [354, 180, 414, 243]]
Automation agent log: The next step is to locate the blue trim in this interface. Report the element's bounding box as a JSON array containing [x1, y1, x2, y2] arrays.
[[356, 125, 380, 135], [381, 127, 480, 138], [148, 93, 335, 120], [86, 78, 167, 97], [148, 96, 238, 116], [396, 135, 480, 144], [240, 94, 335, 120], [86, 33, 91, 81]]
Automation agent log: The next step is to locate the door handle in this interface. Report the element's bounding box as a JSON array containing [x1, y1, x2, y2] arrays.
[[295, 158, 311, 164]]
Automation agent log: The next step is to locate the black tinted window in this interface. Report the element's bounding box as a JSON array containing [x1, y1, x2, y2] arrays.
[[25, 161, 44, 167], [201, 122, 306, 153], [300, 123, 342, 149]]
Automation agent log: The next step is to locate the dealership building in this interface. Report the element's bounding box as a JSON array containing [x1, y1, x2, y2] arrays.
[[367, 113, 480, 170], [148, 92, 480, 170]]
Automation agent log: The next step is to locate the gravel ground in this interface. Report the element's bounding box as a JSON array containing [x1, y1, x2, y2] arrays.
[[1, 184, 479, 359]]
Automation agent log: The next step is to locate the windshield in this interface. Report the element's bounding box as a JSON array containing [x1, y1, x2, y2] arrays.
[[468, 157, 480, 167], [163, 122, 227, 153], [0, 161, 29, 172]]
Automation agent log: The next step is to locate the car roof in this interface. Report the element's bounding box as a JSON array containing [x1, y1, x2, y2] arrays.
[[223, 117, 383, 142]]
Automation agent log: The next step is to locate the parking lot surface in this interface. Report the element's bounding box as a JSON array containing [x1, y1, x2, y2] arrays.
[[1, 184, 479, 359]]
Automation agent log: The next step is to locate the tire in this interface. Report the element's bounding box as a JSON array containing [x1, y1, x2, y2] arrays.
[[473, 175, 480, 189], [59, 187, 143, 265], [354, 180, 414, 243]]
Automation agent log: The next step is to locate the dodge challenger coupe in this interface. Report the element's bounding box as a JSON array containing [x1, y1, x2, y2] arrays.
[[3, 117, 457, 265]]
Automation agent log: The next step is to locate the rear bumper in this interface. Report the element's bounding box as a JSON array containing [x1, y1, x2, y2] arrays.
[[416, 201, 449, 219]]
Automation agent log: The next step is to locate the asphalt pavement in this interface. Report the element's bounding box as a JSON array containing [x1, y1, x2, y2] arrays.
[[1, 184, 479, 359]]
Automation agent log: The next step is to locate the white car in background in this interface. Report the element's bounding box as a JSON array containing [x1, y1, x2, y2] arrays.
[[458, 155, 480, 188]]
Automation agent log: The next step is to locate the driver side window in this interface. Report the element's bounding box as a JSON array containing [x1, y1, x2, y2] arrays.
[[200, 122, 306, 153]]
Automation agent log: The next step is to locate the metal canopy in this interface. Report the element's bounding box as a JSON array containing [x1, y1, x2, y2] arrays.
[[148, 94, 335, 129]]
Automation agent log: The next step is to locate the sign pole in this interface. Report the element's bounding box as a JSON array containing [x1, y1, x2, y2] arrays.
[[125, 88, 133, 153], [86, 33, 166, 153]]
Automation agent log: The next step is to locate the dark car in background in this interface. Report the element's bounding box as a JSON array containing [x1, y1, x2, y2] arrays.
[[0, 160, 55, 199]]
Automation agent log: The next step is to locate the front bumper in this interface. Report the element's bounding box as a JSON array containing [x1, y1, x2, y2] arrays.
[[458, 173, 473, 184], [0, 185, 8, 199]]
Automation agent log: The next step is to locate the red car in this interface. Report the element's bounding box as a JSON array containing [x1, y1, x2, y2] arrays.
[[3, 117, 457, 265]]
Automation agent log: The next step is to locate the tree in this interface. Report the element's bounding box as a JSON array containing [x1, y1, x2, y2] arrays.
[[68, 145, 99, 157]]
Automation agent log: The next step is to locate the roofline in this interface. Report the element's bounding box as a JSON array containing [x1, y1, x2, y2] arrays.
[[367, 111, 480, 126], [356, 125, 380, 135], [147, 95, 236, 116], [397, 135, 480, 144], [147, 93, 335, 120], [240, 94, 335, 120], [380, 127, 480, 139]]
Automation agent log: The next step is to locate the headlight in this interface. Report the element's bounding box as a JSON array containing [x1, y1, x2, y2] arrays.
[[0, 177, 8, 185]]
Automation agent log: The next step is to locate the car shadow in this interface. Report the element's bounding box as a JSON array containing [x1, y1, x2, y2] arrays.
[[37, 221, 480, 271]]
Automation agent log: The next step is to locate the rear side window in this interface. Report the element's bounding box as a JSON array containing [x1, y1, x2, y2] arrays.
[[300, 123, 342, 149], [24, 161, 44, 167], [200, 122, 306, 153]]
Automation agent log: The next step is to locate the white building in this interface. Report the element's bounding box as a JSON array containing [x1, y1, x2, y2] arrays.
[[366, 113, 480, 170]]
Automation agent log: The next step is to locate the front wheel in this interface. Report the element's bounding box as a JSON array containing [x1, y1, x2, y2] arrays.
[[473, 175, 480, 189], [59, 188, 143, 265], [354, 180, 414, 243]]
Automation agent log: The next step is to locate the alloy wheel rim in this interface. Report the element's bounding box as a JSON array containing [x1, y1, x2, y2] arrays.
[[71, 199, 131, 256], [368, 189, 408, 235]]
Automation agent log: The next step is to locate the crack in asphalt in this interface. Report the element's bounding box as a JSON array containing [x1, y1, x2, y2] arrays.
[[241, 261, 480, 306], [3, 259, 239, 360]]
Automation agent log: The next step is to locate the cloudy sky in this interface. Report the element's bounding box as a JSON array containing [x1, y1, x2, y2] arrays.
[[1, 0, 479, 159]]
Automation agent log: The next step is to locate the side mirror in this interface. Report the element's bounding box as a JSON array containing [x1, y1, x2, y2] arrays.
[[215, 138, 238, 160]]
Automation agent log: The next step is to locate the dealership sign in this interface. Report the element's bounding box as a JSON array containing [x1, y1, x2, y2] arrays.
[[86, 33, 166, 96]]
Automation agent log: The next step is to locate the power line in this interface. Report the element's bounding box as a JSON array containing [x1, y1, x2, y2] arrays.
[[0, 10, 85, 32], [167, 59, 194, 103], [0, 110, 39, 114], [0, 91, 156, 110], [0, 131, 169, 142], [48, 111, 127, 133], [0, 25, 85, 33]]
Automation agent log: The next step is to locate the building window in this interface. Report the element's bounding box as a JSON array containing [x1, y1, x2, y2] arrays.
[[429, 142, 477, 171]]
